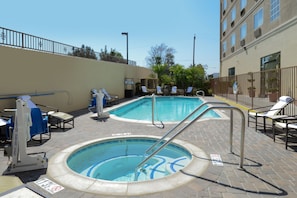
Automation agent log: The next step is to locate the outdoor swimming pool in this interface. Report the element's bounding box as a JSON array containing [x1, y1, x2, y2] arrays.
[[109, 96, 220, 123]]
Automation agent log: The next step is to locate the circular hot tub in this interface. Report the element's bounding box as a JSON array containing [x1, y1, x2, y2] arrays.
[[47, 135, 209, 196]]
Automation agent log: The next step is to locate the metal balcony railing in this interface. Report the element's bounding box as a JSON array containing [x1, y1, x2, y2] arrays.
[[0, 26, 136, 66]]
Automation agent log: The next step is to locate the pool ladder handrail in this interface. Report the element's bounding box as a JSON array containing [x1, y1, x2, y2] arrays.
[[196, 90, 205, 97], [151, 94, 165, 128], [134, 102, 246, 181], [147, 102, 230, 155]]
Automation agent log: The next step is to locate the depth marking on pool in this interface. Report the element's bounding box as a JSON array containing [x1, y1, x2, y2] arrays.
[[210, 154, 224, 166]]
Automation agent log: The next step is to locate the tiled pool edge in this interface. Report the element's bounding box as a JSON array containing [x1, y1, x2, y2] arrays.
[[46, 135, 209, 196], [104, 96, 229, 124]]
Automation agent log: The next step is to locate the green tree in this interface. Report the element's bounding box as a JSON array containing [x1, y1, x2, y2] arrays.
[[99, 46, 125, 63], [71, 44, 97, 59], [146, 43, 176, 68], [186, 64, 206, 88], [149, 43, 176, 85], [170, 64, 186, 88]]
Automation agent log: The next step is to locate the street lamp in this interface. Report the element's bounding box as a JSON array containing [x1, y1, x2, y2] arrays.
[[193, 34, 196, 66], [121, 32, 128, 64]]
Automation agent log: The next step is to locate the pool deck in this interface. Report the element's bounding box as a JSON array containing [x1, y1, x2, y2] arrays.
[[1, 96, 297, 197]]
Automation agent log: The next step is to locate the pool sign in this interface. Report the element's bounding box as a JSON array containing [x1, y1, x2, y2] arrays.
[[233, 81, 238, 95], [34, 178, 64, 194], [210, 154, 224, 166]]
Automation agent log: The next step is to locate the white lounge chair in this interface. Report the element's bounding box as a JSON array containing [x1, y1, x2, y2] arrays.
[[156, 86, 163, 95], [272, 115, 297, 149], [248, 96, 294, 132], [100, 88, 119, 105], [141, 86, 152, 95], [185, 87, 193, 96], [170, 86, 177, 95]]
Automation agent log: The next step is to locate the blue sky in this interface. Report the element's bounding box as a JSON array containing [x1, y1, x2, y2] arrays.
[[1, 0, 220, 74]]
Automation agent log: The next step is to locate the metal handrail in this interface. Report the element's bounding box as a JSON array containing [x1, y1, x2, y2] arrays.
[[152, 94, 155, 125], [145, 102, 229, 155], [134, 102, 246, 181], [196, 90, 205, 97], [151, 94, 164, 129]]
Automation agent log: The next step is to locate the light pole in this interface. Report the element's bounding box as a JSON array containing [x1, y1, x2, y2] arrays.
[[121, 32, 128, 64], [193, 34, 196, 66]]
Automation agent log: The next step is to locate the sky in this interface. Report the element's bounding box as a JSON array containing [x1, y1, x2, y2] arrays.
[[1, 0, 220, 74]]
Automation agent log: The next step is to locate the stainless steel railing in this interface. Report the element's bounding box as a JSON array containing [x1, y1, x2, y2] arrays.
[[134, 102, 246, 181]]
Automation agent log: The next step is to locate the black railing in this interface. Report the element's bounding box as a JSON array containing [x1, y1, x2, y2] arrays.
[[0, 26, 136, 65], [211, 66, 297, 114]]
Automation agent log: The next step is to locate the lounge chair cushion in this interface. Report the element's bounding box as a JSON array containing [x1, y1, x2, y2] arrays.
[[275, 122, 297, 130], [249, 96, 293, 117], [156, 86, 163, 94], [171, 86, 177, 94]]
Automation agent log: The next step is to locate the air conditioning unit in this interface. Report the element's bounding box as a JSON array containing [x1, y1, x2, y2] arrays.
[[231, 46, 235, 53], [254, 28, 262, 38], [231, 21, 235, 28], [240, 39, 245, 47], [240, 8, 245, 17]]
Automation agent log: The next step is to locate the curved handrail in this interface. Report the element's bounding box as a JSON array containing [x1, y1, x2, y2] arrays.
[[145, 102, 229, 155], [196, 90, 205, 97], [134, 103, 246, 181], [151, 94, 164, 129]]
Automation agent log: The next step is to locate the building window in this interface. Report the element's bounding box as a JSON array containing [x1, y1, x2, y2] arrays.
[[223, 19, 227, 33], [240, 23, 247, 40], [270, 0, 280, 22], [260, 52, 280, 97], [223, 0, 227, 11], [222, 41, 227, 52], [228, 67, 235, 76], [231, 33, 236, 46], [240, 0, 247, 10], [231, 6, 236, 22], [254, 8, 263, 29], [260, 52, 280, 71]]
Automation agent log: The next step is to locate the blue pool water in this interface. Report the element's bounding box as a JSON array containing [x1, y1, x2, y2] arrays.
[[109, 96, 220, 122], [67, 137, 192, 182]]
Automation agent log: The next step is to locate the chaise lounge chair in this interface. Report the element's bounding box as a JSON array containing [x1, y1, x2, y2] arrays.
[[141, 86, 153, 95], [248, 96, 294, 132], [185, 87, 193, 96], [170, 86, 178, 95], [13, 95, 51, 142], [272, 115, 297, 149], [156, 86, 163, 95], [0, 114, 13, 141], [100, 88, 119, 106], [36, 102, 74, 132]]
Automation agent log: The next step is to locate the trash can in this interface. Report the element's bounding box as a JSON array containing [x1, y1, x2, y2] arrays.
[[125, 90, 133, 98]]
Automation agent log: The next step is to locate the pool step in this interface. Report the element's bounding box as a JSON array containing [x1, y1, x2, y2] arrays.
[[165, 157, 190, 174], [80, 155, 190, 181]]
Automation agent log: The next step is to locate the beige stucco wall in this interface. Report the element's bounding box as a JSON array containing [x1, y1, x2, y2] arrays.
[[0, 46, 154, 112], [220, 20, 297, 76]]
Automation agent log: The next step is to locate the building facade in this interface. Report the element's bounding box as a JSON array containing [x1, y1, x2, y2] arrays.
[[220, 0, 297, 77]]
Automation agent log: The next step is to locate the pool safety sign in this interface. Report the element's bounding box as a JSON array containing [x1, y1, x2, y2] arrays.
[[34, 178, 64, 194], [210, 154, 224, 166]]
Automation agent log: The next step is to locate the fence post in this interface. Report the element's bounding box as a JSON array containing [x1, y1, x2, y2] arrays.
[[22, 33, 24, 48]]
